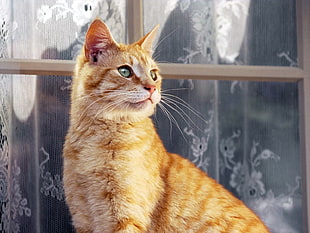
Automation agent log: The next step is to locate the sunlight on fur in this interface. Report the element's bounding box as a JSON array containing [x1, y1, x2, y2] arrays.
[[63, 18, 270, 233]]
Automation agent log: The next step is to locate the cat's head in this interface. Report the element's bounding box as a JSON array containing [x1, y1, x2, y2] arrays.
[[72, 18, 161, 123]]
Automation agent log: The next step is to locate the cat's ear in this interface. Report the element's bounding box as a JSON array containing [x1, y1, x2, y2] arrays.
[[136, 25, 159, 55], [84, 19, 118, 63]]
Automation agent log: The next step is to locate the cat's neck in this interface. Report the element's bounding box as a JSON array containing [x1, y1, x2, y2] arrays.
[[69, 115, 159, 147], [71, 114, 154, 131]]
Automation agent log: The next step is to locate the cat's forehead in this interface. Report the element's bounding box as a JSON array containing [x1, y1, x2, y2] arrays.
[[116, 43, 156, 67], [127, 55, 153, 78], [120, 48, 157, 69], [128, 51, 155, 67], [130, 55, 154, 68]]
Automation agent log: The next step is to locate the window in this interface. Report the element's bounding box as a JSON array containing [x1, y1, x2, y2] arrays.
[[0, 0, 309, 232]]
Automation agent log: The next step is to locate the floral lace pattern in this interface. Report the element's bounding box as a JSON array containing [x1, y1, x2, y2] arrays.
[[220, 132, 280, 198], [40, 147, 64, 201], [0, 75, 32, 233], [1, 1, 125, 232], [37, 0, 100, 26], [154, 1, 300, 231], [215, 0, 250, 63], [36, 0, 125, 59], [183, 111, 214, 173], [0, 75, 10, 233], [219, 132, 301, 233], [1, 161, 32, 233], [176, 0, 250, 64], [177, 0, 216, 64], [1, 0, 302, 232]]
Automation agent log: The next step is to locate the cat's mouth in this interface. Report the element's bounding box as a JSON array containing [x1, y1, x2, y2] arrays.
[[125, 92, 160, 111], [140, 98, 154, 104], [131, 98, 153, 108]]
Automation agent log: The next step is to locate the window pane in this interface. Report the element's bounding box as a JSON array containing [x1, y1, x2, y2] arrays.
[[0, 74, 302, 232], [155, 79, 302, 232], [1, 0, 126, 60], [144, 0, 297, 66]]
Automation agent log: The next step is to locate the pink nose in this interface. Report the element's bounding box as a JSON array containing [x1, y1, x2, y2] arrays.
[[144, 85, 156, 94]]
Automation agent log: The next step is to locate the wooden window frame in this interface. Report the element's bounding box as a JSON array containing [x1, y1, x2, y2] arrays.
[[0, 0, 309, 231]]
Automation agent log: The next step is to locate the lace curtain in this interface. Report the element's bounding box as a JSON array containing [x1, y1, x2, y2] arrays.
[[0, 0, 302, 233], [149, 1, 301, 232]]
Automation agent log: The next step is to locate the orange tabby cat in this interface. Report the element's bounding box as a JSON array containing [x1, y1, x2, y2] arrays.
[[63, 19, 270, 233]]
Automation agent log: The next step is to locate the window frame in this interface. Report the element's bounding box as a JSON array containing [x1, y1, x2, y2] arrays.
[[0, 0, 309, 231]]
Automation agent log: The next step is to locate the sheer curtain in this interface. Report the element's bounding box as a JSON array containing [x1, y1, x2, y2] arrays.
[[1, 1, 126, 232], [147, 0, 301, 232], [0, 0, 302, 233]]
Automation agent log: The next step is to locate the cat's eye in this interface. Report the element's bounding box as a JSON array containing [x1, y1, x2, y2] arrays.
[[118, 65, 133, 78], [150, 70, 158, 81]]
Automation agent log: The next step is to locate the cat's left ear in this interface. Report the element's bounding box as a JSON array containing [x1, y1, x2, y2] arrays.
[[136, 25, 159, 55], [84, 18, 119, 63]]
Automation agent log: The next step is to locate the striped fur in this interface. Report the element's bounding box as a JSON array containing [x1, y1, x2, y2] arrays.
[[63, 19, 270, 233]]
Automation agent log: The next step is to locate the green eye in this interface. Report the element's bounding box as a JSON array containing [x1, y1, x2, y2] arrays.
[[150, 70, 158, 81], [118, 65, 133, 78]]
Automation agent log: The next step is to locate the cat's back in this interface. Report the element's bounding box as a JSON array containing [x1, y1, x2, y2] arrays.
[[150, 151, 270, 233]]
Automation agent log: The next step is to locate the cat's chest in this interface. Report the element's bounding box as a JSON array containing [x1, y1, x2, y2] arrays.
[[80, 122, 150, 152], [76, 129, 148, 170], [76, 142, 158, 199], [71, 120, 159, 180]]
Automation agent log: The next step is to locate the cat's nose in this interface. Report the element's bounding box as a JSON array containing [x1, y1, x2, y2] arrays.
[[144, 85, 156, 94]]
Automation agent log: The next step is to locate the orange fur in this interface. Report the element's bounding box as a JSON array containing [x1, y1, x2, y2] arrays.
[[63, 19, 270, 233]]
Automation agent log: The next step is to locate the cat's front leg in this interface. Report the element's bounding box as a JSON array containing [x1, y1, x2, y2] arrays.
[[89, 193, 149, 233], [92, 214, 148, 233]]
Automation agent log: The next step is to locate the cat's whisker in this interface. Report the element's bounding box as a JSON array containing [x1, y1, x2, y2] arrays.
[[109, 99, 129, 112], [103, 91, 143, 100], [161, 98, 201, 131], [161, 93, 208, 124], [78, 89, 149, 120], [161, 87, 190, 93], [95, 100, 123, 117], [152, 105, 159, 124], [153, 26, 179, 56], [74, 92, 98, 101], [161, 93, 203, 117], [76, 93, 126, 122], [94, 97, 128, 119], [152, 49, 171, 63], [156, 103, 173, 139], [90, 89, 140, 97], [108, 92, 141, 98], [161, 96, 203, 124], [158, 101, 188, 143], [104, 90, 140, 94], [77, 96, 106, 123]]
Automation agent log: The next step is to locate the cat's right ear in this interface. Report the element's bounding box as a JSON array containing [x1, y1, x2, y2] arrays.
[[84, 19, 118, 63], [136, 25, 160, 55]]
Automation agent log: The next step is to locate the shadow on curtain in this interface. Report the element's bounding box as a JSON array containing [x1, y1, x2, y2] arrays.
[[0, 0, 302, 233]]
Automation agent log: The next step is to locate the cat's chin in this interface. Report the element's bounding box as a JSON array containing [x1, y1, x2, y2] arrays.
[[129, 98, 153, 110], [98, 101, 157, 123]]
